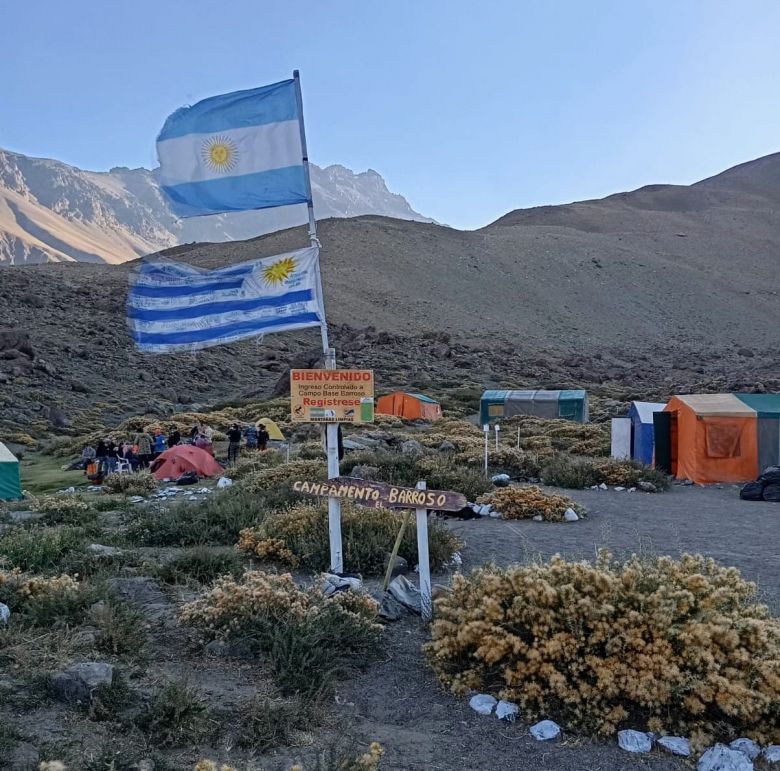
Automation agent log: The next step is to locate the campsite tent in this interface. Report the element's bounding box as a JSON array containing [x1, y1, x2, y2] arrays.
[[0, 442, 21, 501], [480, 390, 589, 424], [660, 393, 780, 484], [628, 401, 666, 465], [256, 417, 285, 441], [376, 392, 442, 422], [150, 445, 223, 481]]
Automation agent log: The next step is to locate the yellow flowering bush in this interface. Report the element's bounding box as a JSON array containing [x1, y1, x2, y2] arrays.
[[426, 551, 780, 744], [102, 471, 157, 496], [236, 460, 327, 494], [478, 485, 583, 522], [0, 569, 89, 625], [237, 502, 460, 574], [180, 570, 381, 696]]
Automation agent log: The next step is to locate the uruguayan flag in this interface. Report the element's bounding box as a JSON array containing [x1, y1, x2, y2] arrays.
[[128, 247, 324, 353], [157, 79, 308, 217]]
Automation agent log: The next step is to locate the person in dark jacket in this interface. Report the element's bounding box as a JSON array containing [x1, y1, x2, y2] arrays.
[[257, 425, 270, 451], [227, 423, 242, 464], [168, 428, 181, 447], [95, 439, 109, 474], [105, 439, 120, 474]]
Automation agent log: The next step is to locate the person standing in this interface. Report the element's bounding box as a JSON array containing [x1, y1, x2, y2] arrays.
[[257, 425, 270, 452], [105, 438, 119, 474], [227, 423, 242, 464], [95, 438, 109, 475], [169, 427, 181, 447], [135, 431, 153, 469], [243, 423, 258, 451], [153, 429, 167, 459]]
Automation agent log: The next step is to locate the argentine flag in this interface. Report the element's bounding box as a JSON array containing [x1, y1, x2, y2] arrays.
[[128, 247, 324, 353], [157, 79, 308, 217]]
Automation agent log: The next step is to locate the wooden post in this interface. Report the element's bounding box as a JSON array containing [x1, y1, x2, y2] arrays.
[[415, 480, 432, 620], [383, 510, 411, 591], [483, 423, 489, 477]]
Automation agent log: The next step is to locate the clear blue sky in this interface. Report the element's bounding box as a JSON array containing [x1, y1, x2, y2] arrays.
[[2, 0, 779, 229]]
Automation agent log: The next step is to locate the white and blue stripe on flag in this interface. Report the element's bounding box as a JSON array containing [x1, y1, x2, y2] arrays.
[[128, 247, 324, 353], [157, 79, 308, 218]]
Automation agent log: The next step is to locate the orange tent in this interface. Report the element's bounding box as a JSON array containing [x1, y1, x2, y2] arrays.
[[376, 392, 442, 422], [150, 445, 224, 481], [663, 394, 759, 484]]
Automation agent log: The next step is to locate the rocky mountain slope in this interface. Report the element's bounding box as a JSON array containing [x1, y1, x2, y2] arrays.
[[0, 152, 777, 436], [0, 148, 433, 265]]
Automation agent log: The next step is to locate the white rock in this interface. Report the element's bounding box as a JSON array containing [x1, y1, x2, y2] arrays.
[[87, 544, 123, 558], [495, 700, 519, 722], [764, 746, 780, 763], [450, 552, 462, 566], [469, 694, 497, 715], [590, 485, 599, 490], [532, 514, 543, 522], [618, 729, 653, 753], [628, 487, 636, 492], [698, 745, 754, 771], [530, 720, 561, 741], [129, 496, 144, 503], [658, 736, 691, 756], [0, 602, 9, 625], [187, 495, 198, 501], [730, 739, 760, 760], [614, 486, 626, 491], [563, 508, 579, 522], [599, 482, 608, 490]]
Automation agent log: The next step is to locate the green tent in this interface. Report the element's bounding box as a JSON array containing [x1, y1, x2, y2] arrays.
[[0, 442, 22, 501]]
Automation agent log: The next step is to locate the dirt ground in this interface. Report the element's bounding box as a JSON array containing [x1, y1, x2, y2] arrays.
[[290, 484, 780, 771]]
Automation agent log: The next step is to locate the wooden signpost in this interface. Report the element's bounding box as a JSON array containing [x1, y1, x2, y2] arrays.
[[292, 476, 466, 619]]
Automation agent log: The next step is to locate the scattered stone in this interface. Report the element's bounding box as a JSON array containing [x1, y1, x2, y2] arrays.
[[530, 720, 561, 741], [658, 736, 692, 756], [730, 739, 760, 761], [491, 473, 511, 486], [378, 593, 406, 622], [469, 693, 497, 715], [628, 487, 636, 492], [737, 347, 754, 357], [532, 514, 543, 521], [87, 543, 123, 558], [216, 476, 233, 488], [698, 745, 754, 771], [438, 440, 457, 453], [8, 510, 44, 523], [449, 551, 462, 566], [321, 573, 362, 596], [388, 575, 422, 614], [51, 662, 115, 705], [683, 479, 695, 486], [72, 628, 98, 647], [764, 746, 780, 763], [599, 482, 608, 490], [618, 729, 653, 753], [563, 508, 579, 522], [495, 700, 519, 722], [638, 480, 657, 493], [383, 551, 408, 578], [0, 602, 9, 625], [400, 439, 424, 456], [614, 486, 626, 491]]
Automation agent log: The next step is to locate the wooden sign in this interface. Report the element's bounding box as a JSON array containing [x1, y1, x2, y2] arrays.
[[290, 369, 374, 423], [292, 476, 467, 512]]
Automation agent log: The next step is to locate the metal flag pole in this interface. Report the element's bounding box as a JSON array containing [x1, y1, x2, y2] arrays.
[[293, 70, 343, 573]]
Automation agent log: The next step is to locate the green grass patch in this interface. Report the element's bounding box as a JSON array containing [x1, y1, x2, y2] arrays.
[[155, 547, 245, 585], [19, 453, 87, 495]]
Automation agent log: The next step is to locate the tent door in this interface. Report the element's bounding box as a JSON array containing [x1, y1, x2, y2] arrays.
[[653, 412, 674, 475]]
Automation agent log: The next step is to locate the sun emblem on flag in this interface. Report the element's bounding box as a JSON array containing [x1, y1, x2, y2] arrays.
[[262, 256, 297, 286], [201, 135, 238, 173]]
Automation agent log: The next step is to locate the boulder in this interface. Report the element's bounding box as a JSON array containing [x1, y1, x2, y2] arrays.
[[530, 720, 561, 741], [658, 736, 692, 756], [350, 464, 380, 480], [88, 544, 123, 558], [400, 439, 424, 456], [0, 328, 34, 358], [730, 739, 760, 761], [764, 746, 780, 763], [618, 730, 653, 753], [388, 575, 422, 614], [638, 480, 658, 493], [495, 700, 519, 722], [8, 511, 44, 523], [698, 745, 754, 771], [378, 593, 406, 622], [469, 694, 497, 715], [439, 440, 457, 453], [51, 662, 115, 705], [383, 551, 408, 579], [563, 508, 579, 522]]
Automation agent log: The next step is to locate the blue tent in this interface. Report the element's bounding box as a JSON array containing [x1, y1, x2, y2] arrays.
[[628, 401, 666, 465]]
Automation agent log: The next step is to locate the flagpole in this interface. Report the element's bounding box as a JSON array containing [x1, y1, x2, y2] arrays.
[[293, 69, 343, 574]]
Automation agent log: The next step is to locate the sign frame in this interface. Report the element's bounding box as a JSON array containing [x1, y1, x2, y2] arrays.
[[290, 368, 374, 424]]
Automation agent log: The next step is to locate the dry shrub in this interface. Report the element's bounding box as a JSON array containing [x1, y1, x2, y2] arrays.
[[180, 570, 381, 696], [101, 471, 157, 496], [229, 450, 285, 480], [426, 551, 780, 744], [237, 460, 327, 494], [414, 456, 493, 502], [478, 486, 583, 522], [458, 445, 546, 479], [541, 455, 670, 490], [0, 569, 90, 625], [4, 432, 36, 447], [237, 502, 461, 574]]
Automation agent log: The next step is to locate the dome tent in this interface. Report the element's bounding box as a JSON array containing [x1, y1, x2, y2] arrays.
[[150, 445, 223, 481]]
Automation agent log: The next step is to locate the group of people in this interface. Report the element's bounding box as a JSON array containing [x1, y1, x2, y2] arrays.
[[227, 422, 270, 463], [71, 421, 271, 474]]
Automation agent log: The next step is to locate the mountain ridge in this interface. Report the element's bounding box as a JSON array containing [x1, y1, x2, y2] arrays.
[[0, 147, 433, 265]]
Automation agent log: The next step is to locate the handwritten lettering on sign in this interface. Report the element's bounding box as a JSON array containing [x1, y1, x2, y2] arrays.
[[292, 477, 467, 512]]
